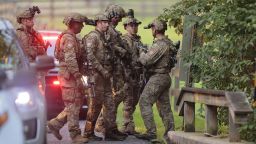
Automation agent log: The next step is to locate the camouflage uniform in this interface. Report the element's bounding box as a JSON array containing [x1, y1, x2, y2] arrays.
[[121, 15, 144, 133], [16, 26, 46, 62], [137, 19, 175, 141], [16, 6, 46, 62], [16, 6, 47, 92], [83, 13, 116, 138], [47, 13, 88, 143], [94, 5, 128, 138]]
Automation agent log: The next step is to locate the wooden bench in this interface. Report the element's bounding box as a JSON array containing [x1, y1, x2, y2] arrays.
[[171, 87, 253, 143]]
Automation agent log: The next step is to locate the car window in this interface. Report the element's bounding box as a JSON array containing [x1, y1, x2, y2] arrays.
[[40, 32, 59, 59], [46, 40, 56, 57], [0, 29, 27, 70]]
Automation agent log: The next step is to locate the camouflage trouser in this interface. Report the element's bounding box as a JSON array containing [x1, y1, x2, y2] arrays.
[[139, 73, 175, 137], [48, 87, 83, 138], [122, 67, 144, 132], [122, 79, 141, 132], [84, 72, 116, 137], [95, 65, 125, 133]]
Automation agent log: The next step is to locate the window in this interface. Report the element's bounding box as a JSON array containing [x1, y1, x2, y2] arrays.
[[0, 29, 27, 70]]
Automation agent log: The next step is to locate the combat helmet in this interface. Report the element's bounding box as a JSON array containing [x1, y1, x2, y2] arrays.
[[94, 13, 109, 22], [63, 13, 89, 26], [123, 9, 141, 26], [144, 19, 167, 31], [105, 4, 126, 19], [17, 6, 40, 24]]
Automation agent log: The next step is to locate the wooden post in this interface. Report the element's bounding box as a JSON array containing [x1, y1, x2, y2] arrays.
[[229, 111, 241, 142], [174, 77, 179, 111], [179, 15, 196, 86], [205, 105, 217, 135], [184, 102, 195, 132]]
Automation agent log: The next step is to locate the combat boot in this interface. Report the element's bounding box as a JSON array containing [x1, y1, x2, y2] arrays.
[[122, 129, 140, 135], [121, 125, 139, 135], [105, 132, 126, 141], [47, 122, 62, 140], [113, 129, 128, 137], [72, 135, 89, 144], [83, 133, 102, 141], [135, 133, 157, 141]]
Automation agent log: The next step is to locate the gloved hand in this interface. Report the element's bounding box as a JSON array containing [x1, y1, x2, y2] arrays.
[[74, 72, 82, 79], [119, 48, 127, 57], [37, 45, 46, 55], [114, 45, 127, 57], [102, 69, 111, 79], [76, 79, 84, 89], [139, 48, 146, 55]]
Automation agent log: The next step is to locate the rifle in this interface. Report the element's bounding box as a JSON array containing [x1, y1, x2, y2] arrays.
[[138, 66, 148, 94], [29, 30, 52, 51], [85, 62, 96, 98], [86, 19, 96, 26]]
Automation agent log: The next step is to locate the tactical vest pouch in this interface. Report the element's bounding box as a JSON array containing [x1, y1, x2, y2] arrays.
[[81, 31, 101, 75], [81, 34, 90, 75], [54, 33, 64, 61]]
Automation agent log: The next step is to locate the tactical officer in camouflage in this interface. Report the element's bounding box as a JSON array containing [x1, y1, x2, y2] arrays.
[[16, 6, 50, 92], [16, 6, 48, 62], [82, 13, 125, 141], [94, 4, 129, 140], [135, 19, 175, 142], [47, 13, 89, 144], [120, 9, 144, 135]]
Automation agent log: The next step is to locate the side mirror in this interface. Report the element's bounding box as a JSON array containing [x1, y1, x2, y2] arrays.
[[34, 55, 55, 71]]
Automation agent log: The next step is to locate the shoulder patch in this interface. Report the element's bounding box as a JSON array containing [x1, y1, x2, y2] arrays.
[[86, 42, 93, 47], [67, 43, 73, 48]]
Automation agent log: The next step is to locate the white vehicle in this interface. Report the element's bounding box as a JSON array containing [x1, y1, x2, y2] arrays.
[[0, 18, 54, 144], [0, 73, 24, 144]]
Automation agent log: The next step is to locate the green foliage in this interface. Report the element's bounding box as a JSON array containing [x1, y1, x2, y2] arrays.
[[218, 122, 229, 137], [160, 0, 256, 142], [240, 109, 256, 142]]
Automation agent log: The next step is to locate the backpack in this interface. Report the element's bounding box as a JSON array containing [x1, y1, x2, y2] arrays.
[[54, 31, 74, 61]]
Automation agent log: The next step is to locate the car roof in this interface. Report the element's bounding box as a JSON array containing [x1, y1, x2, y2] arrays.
[[0, 18, 14, 30], [38, 30, 61, 35]]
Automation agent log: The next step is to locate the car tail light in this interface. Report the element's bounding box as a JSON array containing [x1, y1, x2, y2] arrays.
[[53, 80, 60, 86]]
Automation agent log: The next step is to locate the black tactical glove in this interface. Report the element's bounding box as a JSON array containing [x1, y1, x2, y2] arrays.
[[102, 69, 111, 79]]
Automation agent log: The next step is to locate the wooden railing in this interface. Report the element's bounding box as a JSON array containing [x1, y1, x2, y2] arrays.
[[177, 87, 253, 142]]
